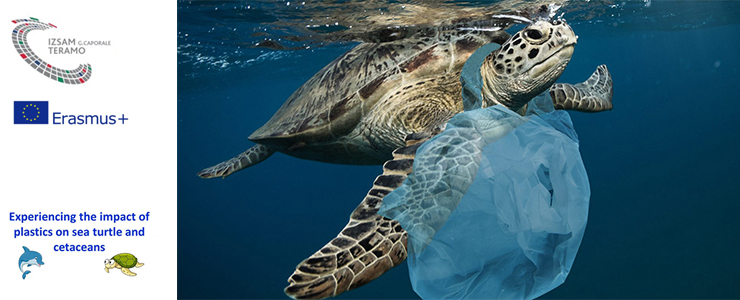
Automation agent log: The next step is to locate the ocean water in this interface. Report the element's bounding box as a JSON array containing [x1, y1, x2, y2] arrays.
[[177, 1, 740, 299]]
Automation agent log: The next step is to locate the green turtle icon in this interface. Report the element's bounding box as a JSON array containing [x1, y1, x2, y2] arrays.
[[104, 253, 144, 276]]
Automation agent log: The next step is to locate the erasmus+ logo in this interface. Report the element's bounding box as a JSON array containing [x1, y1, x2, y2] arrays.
[[13, 101, 129, 125], [14, 101, 49, 124], [11, 17, 92, 84]]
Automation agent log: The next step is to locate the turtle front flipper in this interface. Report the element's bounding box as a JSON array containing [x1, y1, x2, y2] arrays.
[[198, 144, 276, 179], [135, 262, 144, 268], [284, 132, 434, 300], [550, 65, 613, 112], [121, 268, 137, 276]]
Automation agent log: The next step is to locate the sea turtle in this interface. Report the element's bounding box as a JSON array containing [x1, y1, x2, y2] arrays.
[[104, 253, 144, 276], [198, 19, 612, 299]]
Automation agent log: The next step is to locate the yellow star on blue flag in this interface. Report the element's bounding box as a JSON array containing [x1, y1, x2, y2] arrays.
[[13, 101, 48, 124]]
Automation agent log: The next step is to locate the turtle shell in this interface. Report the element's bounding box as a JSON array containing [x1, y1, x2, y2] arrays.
[[248, 28, 510, 151], [112, 253, 138, 268]]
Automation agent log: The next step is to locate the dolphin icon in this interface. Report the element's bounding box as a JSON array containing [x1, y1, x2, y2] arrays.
[[18, 246, 44, 279]]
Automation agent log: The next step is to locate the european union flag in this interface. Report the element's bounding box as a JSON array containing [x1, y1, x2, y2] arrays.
[[14, 101, 49, 124]]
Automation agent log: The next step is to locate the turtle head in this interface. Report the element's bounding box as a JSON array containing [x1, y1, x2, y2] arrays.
[[104, 258, 115, 272], [480, 20, 576, 110]]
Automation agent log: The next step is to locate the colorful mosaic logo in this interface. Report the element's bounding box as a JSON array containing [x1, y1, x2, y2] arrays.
[[11, 17, 92, 84]]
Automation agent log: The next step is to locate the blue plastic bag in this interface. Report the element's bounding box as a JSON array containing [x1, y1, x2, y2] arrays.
[[379, 94, 590, 299]]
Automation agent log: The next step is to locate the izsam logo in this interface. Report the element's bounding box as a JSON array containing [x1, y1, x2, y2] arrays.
[[11, 17, 92, 84], [14, 101, 49, 124]]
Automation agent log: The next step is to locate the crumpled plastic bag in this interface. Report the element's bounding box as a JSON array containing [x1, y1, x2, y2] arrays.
[[378, 94, 590, 299], [460, 42, 502, 111]]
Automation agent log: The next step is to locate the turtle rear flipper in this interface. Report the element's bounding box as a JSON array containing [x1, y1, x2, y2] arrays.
[[550, 65, 613, 112], [198, 144, 276, 179], [121, 268, 137, 276], [284, 133, 433, 300]]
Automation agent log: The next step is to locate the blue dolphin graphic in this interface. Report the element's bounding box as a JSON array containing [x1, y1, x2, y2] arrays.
[[18, 246, 44, 279]]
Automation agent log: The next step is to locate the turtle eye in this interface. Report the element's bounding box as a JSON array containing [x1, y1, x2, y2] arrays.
[[526, 29, 543, 40]]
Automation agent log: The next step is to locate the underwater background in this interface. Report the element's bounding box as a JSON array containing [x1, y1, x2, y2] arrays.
[[177, 0, 740, 299]]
